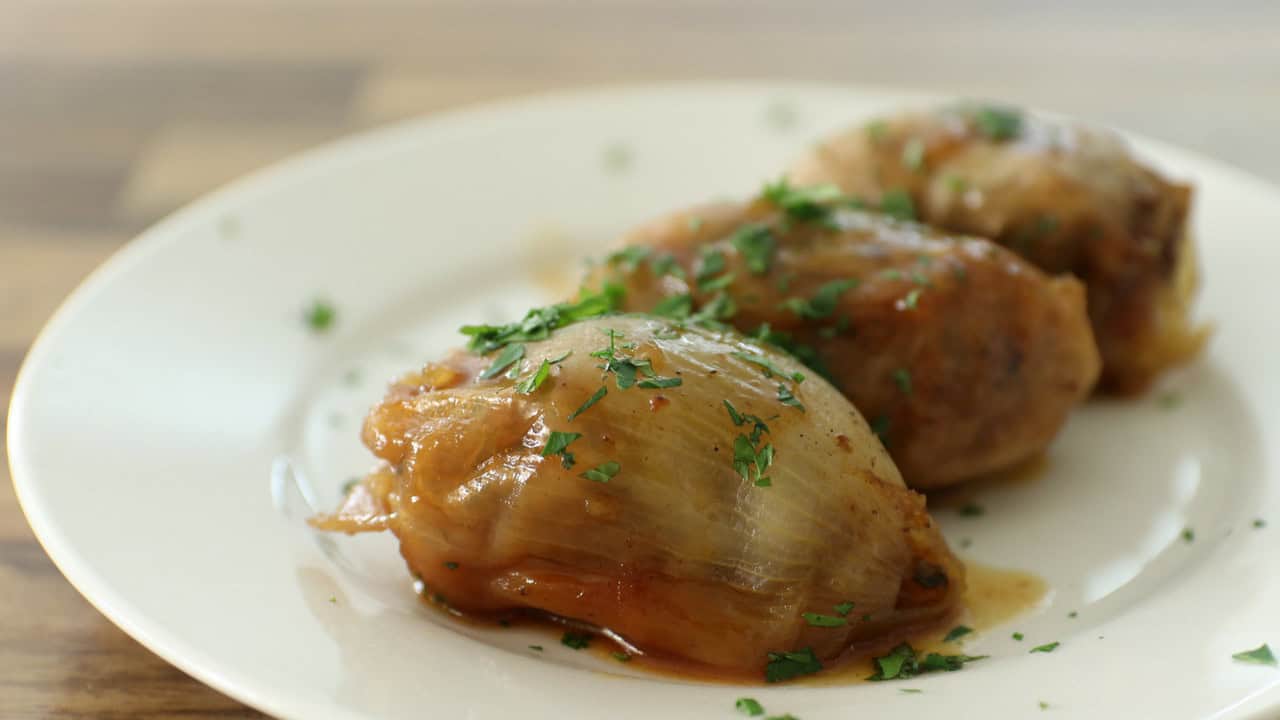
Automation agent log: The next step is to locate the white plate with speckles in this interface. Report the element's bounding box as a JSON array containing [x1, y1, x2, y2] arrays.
[[9, 83, 1280, 719]]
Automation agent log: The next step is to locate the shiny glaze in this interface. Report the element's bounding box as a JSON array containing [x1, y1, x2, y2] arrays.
[[311, 316, 963, 676]]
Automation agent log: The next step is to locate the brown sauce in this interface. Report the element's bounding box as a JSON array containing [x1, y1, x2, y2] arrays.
[[425, 560, 1046, 685]]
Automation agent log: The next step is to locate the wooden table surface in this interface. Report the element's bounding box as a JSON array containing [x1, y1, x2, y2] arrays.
[[3, 1, 1278, 716]]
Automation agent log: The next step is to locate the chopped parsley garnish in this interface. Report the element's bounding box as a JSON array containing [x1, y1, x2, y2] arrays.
[[959, 502, 985, 517], [1255, 518, 1267, 529], [528, 645, 543, 651], [1012, 632, 1024, 641], [1182, 528, 1195, 543], [638, 376, 683, 389], [580, 461, 621, 483], [514, 350, 570, 394], [653, 293, 693, 319], [734, 435, 776, 487], [732, 351, 805, 383], [880, 189, 917, 221], [764, 647, 823, 683], [751, 324, 831, 381], [1232, 644, 1277, 666], [699, 272, 736, 292], [735, 697, 765, 716], [777, 384, 804, 411], [730, 223, 777, 275], [591, 328, 682, 390], [971, 104, 1023, 141], [444, 561, 459, 570], [541, 431, 583, 468], [1068, 611, 1078, 619], [725, 400, 776, 487], [946, 174, 967, 193], [900, 688, 923, 694], [802, 612, 847, 628], [561, 632, 591, 650], [761, 178, 846, 223], [649, 252, 687, 279], [606, 245, 651, 271], [568, 386, 608, 421], [1030, 641, 1060, 653], [611, 651, 632, 662], [461, 287, 621, 353], [900, 288, 923, 309], [1039, 701, 1050, 710], [478, 342, 525, 380], [304, 299, 337, 332], [892, 367, 913, 395], [943, 625, 973, 643], [779, 278, 860, 319], [870, 415, 891, 444], [341, 478, 359, 495], [834, 601, 855, 617], [901, 137, 926, 171], [868, 643, 987, 681], [695, 247, 729, 290]]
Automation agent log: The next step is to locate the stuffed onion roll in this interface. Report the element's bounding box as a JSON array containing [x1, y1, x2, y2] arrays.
[[788, 104, 1206, 393], [588, 189, 1100, 489], [312, 309, 963, 679]]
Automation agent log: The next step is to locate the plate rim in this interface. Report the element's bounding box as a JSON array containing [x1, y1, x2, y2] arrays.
[[9, 80, 1280, 719]]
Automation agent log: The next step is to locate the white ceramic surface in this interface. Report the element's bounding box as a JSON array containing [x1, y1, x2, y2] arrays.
[[9, 84, 1280, 719]]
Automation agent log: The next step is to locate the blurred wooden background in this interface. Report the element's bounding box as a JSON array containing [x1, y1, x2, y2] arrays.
[[2, 1, 1278, 716]]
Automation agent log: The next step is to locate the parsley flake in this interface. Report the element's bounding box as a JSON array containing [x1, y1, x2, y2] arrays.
[[959, 502, 985, 517], [444, 561, 459, 570], [696, 247, 729, 290], [834, 601, 855, 617], [1254, 518, 1267, 529], [732, 351, 805, 383], [649, 252, 687, 280], [541, 431, 582, 468], [1182, 528, 1195, 543], [514, 350, 569, 394], [780, 278, 860, 319], [880, 189, 917, 221], [735, 697, 765, 716], [943, 625, 973, 643], [1232, 644, 1277, 666], [764, 648, 823, 683], [900, 688, 923, 694], [971, 104, 1023, 141], [1030, 642, 1060, 653], [777, 383, 805, 411], [869, 643, 987, 681], [761, 178, 846, 223], [899, 288, 923, 309], [528, 644, 543, 651], [479, 343, 525, 380], [568, 386, 608, 421], [1013, 632, 1024, 641], [304, 299, 337, 333], [653, 293, 693, 319], [461, 287, 621, 354], [606, 246, 651, 271], [802, 612, 847, 628], [580, 460, 621, 483], [561, 632, 592, 650], [611, 651, 632, 662], [892, 367, 913, 395], [730, 223, 777, 275]]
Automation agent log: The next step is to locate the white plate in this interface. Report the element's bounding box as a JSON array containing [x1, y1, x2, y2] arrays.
[[9, 83, 1280, 719]]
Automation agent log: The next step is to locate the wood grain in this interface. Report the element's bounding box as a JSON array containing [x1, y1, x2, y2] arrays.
[[2, 1, 1278, 717]]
